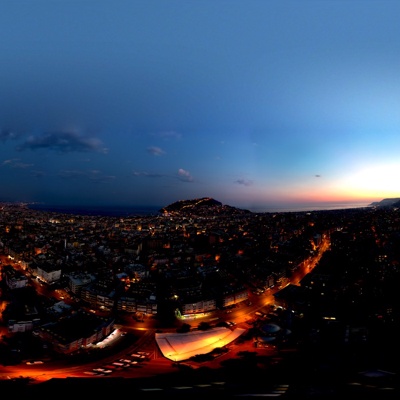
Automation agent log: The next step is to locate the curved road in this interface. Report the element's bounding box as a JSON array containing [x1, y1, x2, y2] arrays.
[[0, 236, 329, 385]]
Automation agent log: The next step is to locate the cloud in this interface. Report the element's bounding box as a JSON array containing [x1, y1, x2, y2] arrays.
[[58, 169, 115, 182], [177, 168, 193, 182], [16, 131, 108, 154], [2, 158, 34, 169], [132, 170, 165, 178], [152, 130, 182, 140], [146, 146, 166, 156], [31, 170, 45, 178], [2, 159, 15, 166], [235, 178, 253, 186], [0, 129, 20, 141]]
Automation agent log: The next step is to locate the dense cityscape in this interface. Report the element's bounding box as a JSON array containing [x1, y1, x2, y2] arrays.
[[0, 198, 399, 398]]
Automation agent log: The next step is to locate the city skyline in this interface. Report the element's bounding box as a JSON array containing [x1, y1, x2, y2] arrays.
[[1, 0, 400, 212]]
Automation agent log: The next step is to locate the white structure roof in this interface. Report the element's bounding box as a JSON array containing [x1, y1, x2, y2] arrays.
[[155, 326, 246, 362]]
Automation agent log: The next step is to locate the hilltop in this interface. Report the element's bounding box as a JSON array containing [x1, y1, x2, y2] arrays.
[[369, 197, 400, 207], [159, 197, 251, 216]]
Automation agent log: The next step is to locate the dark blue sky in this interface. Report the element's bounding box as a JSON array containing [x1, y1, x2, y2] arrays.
[[1, 0, 400, 211]]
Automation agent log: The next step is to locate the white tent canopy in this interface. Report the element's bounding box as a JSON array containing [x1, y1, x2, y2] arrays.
[[155, 326, 246, 362]]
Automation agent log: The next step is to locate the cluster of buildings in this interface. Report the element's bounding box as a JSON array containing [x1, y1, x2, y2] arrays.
[[1, 200, 399, 361], [0, 201, 319, 353]]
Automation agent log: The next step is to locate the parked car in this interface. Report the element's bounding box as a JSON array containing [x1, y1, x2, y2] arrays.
[[119, 359, 132, 364], [93, 368, 113, 374], [130, 353, 145, 359], [26, 360, 44, 365], [112, 362, 125, 367]]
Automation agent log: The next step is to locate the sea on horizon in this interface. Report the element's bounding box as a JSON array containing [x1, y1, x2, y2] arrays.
[[27, 200, 373, 217], [250, 201, 373, 214]]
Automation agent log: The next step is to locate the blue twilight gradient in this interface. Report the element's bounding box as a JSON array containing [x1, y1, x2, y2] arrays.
[[1, 0, 400, 211]]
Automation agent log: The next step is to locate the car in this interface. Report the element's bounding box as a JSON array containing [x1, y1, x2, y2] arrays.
[[119, 359, 132, 364], [26, 360, 44, 365], [130, 353, 145, 359], [137, 351, 150, 356], [91, 369, 105, 375], [103, 364, 117, 370], [93, 368, 113, 374], [112, 362, 125, 367]]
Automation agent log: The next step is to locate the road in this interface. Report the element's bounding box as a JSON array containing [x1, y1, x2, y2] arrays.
[[0, 236, 330, 384]]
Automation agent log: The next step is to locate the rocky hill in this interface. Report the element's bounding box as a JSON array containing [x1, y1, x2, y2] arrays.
[[369, 198, 400, 208], [159, 197, 251, 216]]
